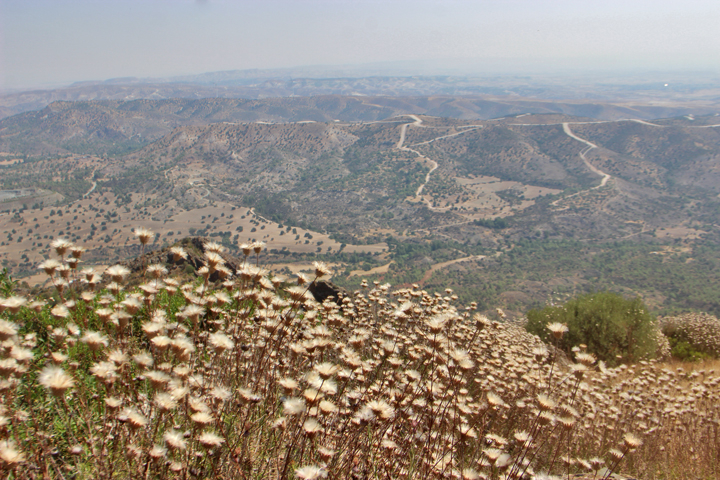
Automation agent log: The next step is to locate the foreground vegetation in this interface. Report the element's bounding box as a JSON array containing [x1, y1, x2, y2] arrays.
[[0, 233, 718, 479]]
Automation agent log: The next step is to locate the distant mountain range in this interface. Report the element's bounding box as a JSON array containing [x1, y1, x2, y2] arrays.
[[2, 70, 719, 120]]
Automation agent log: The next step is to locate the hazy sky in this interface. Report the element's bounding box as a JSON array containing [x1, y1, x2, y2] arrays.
[[1, 0, 719, 90]]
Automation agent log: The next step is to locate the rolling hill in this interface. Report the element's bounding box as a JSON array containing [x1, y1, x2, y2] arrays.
[[1, 97, 719, 316]]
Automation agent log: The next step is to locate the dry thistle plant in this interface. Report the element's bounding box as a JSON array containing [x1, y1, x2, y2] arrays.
[[0, 232, 717, 480]]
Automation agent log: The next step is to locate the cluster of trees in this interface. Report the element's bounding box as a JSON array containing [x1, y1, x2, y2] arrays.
[[474, 217, 509, 229]]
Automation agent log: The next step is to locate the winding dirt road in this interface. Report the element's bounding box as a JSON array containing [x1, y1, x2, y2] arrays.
[[83, 181, 97, 198], [396, 116, 440, 200], [562, 123, 610, 188], [409, 125, 483, 147], [69, 167, 98, 204], [419, 254, 486, 283]]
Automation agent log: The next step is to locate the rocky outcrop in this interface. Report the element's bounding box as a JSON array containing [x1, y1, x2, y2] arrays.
[[308, 280, 348, 304]]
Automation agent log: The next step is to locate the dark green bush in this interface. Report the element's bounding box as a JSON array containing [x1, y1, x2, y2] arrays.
[[525, 291, 658, 365], [667, 337, 709, 362]]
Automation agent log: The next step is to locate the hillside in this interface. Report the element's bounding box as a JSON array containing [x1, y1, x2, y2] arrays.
[[3, 96, 720, 155], [1, 100, 720, 316], [104, 113, 720, 240]]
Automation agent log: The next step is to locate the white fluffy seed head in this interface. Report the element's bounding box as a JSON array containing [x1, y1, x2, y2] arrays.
[[163, 429, 187, 451], [38, 366, 75, 397]]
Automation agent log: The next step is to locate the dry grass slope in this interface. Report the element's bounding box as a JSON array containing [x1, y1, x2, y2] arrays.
[[0, 232, 717, 479]]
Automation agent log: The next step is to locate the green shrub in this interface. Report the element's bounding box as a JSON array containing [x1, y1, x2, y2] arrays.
[[0, 267, 16, 296], [525, 291, 658, 364], [667, 337, 709, 362]]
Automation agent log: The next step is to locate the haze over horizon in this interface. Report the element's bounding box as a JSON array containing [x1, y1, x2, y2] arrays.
[[2, 0, 719, 91]]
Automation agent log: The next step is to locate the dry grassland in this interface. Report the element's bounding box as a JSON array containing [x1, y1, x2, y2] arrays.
[[0, 188, 386, 285]]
